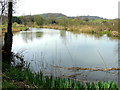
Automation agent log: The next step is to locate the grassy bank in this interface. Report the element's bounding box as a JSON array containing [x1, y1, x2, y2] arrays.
[[1, 23, 29, 33], [41, 24, 119, 38], [1, 19, 119, 38], [33, 19, 119, 37], [2, 61, 119, 89]]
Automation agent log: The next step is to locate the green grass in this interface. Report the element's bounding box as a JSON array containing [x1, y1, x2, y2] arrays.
[[1, 24, 29, 32], [2, 80, 17, 89], [2, 63, 119, 89], [18, 27, 29, 31], [24, 71, 118, 89], [101, 30, 111, 37]]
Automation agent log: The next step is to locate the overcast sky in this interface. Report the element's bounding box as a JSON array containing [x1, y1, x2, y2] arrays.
[[15, 0, 120, 19]]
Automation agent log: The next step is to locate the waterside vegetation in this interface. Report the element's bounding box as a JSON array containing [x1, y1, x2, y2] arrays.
[[1, 23, 29, 32], [1, 13, 120, 37], [2, 61, 119, 89], [2, 12, 120, 89]]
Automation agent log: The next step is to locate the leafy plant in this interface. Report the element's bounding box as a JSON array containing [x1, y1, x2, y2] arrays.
[[3, 64, 119, 89]]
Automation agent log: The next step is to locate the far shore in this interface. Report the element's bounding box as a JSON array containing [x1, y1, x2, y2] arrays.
[[1, 24, 119, 38]]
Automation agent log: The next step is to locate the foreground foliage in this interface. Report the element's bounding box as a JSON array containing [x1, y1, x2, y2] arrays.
[[2, 62, 119, 89]]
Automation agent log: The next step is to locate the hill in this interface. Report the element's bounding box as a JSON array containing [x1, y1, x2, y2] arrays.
[[40, 13, 67, 18], [40, 13, 104, 20], [69, 16, 104, 20]]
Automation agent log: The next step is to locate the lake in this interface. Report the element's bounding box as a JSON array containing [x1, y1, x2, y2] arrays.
[[12, 28, 119, 84]]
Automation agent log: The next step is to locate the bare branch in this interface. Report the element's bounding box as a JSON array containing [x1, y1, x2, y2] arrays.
[[0, 0, 17, 17], [0, 0, 7, 16]]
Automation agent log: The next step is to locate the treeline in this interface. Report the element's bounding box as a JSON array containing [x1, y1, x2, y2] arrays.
[[1, 13, 111, 26], [11, 15, 92, 26], [2, 13, 118, 35]]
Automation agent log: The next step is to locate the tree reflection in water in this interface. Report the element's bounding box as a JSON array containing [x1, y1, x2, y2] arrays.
[[20, 31, 44, 43]]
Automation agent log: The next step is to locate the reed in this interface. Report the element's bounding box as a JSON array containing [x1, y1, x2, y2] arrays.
[[42, 24, 119, 38], [2, 64, 119, 89]]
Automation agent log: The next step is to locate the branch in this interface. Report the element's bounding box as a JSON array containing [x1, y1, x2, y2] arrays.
[[0, 0, 7, 16]]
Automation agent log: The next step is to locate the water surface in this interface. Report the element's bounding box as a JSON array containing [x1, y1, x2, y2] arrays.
[[12, 28, 118, 83]]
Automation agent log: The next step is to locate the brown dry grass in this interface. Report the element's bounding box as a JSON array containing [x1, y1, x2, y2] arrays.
[[52, 65, 120, 71]]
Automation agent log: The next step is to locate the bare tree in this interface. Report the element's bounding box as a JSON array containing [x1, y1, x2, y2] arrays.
[[0, 0, 17, 16], [0, 0, 17, 25], [0, 0, 7, 17], [0, 0, 7, 28]]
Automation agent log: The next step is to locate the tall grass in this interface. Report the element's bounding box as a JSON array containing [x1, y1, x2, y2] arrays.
[[3, 64, 119, 89], [42, 22, 119, 38]]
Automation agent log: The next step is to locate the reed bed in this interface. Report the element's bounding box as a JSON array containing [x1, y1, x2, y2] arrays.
[[42, 24, 119, 37], [2, 64, 119, 89]]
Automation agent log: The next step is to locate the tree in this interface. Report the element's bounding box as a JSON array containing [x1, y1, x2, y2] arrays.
[[0, 0, 17, 24], [47, 13, 56, 24], [0, 0, 7, 26], [0, 0, 7, 17], [7, 0, 13, 34], [12, 16, 22, 24], [83, 18, 89, 22], [34, 15, 45, 26], [19, 15, 34, 26], [3, 0, 13, 64]]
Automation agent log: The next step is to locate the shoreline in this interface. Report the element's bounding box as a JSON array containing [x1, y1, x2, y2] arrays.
[[1, 24, 119, 38]]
